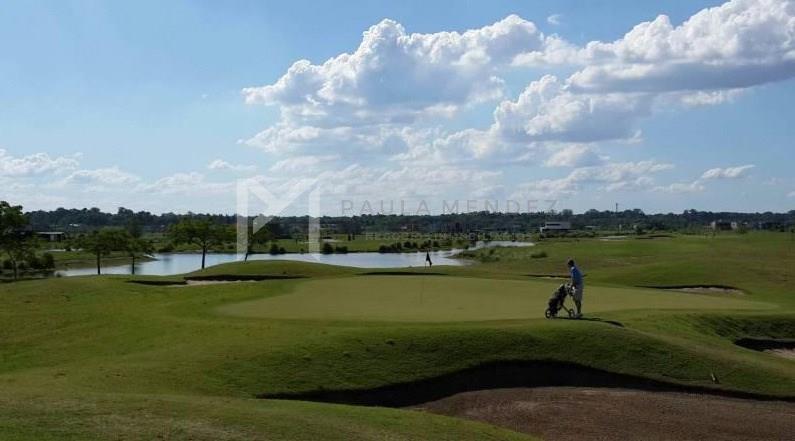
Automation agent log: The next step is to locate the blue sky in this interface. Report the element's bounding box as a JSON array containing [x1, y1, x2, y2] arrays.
[[1, 0, 793, 214]]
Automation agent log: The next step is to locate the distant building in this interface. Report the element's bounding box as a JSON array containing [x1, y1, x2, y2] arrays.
[[710, 220, 738, 231], [540, 221, 572, 233], [36, 231, 66, 242], [755, 221, 780, 230]]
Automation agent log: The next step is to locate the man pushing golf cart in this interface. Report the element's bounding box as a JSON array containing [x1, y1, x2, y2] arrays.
[[544, 259, 584, 319]]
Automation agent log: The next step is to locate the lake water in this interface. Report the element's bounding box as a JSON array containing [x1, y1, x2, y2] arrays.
[[57, 240, 533, 277]]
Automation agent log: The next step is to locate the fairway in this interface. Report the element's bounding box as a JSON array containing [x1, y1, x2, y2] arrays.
[[218, 275, 773, 322]]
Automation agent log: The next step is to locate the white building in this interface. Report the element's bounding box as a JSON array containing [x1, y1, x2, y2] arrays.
[[539, 221, 572, 233], [36, 231, 66, 242]]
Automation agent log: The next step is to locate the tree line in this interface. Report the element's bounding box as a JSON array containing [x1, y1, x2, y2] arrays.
[[23, 206, 795, 237], [1, 201, 287, 278]]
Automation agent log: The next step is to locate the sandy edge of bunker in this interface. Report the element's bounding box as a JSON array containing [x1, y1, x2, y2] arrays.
[[415, 386, 795, 441], [642, 285, 746, 295]]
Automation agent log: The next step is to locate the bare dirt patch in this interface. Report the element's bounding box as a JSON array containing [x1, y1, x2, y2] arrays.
[[415, 387, 795, 441]]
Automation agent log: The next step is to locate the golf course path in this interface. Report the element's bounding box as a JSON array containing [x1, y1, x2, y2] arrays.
[[414, 387, 795, 441]]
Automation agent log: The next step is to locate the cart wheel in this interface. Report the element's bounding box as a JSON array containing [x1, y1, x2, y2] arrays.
[[544, 308, 552, 319], [568, 309, 576, 318]]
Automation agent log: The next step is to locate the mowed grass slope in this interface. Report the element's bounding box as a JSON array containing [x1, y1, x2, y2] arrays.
[[0, 232, 793, 440], [461, 232, 795, 302]]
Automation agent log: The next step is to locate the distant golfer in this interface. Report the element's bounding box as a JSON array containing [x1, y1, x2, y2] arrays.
[[425, 250, 433, 268], [567, 259, 584, 318]]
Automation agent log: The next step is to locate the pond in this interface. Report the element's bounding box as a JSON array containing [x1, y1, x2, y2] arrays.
[[57, 240, 533, 277]]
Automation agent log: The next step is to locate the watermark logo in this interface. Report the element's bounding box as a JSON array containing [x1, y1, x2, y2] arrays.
[[339, 199, 558, 216], [236, 177, 321, 258]]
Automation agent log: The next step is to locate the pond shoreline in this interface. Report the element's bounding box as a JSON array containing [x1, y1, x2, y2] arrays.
[[55, 241, 533, 277]]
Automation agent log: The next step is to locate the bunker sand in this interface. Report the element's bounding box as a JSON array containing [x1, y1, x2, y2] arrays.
[[416, 387, 795, 441]]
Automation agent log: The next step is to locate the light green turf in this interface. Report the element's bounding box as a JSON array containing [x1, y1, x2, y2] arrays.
[[219, 276, 772, 322]]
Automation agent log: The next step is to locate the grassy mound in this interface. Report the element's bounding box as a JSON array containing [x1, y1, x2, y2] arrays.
[[186, 259, 358, 279]]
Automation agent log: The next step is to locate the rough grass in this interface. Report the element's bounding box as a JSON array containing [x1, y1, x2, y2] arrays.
[[0, 232, 793, 440]]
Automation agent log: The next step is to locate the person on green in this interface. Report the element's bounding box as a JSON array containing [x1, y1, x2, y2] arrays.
[[567, 258, 584, 318]]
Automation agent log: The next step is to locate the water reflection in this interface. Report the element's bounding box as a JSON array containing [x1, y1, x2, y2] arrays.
[[57, 240, 533, 277]]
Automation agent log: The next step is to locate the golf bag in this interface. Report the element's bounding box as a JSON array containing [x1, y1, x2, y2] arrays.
[[544, 283, 575, 318]]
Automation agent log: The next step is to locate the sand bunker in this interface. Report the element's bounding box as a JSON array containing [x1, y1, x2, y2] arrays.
[[599, 235, 628, 241], [264, 360, 793, 440], [174, 279, 257, 287], [766, 348, 795, 360], [671, 286, 744, 295], [416, 387, 795, 441], [648, 285, 746, 295], [735, 338, 795, 360]]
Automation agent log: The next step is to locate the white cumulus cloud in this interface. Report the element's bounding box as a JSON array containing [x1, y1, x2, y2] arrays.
[[0, 149, 79, 176], [207, 159, 256, 172], [243, 15, 551, 126], [567, 0, 795, 93], [61, 167, 140, 187], [700, 164, 755, 180], [494, 75, 652, 143], [512, 160, 673, 199], [547, 14, 563, 26], [544, 145, 604, 167]]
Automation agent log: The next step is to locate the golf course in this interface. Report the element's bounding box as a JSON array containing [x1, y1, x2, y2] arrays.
[[1, 232, 793, 440]]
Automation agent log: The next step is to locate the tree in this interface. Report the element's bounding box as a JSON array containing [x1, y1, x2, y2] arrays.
[[121, 220, 153, 275], [77, 229, 127, 275], [123, 234, 153, 275], [169, 218, 231, 269], [243, 222, 274, 262], [0, 201, 33, 280]]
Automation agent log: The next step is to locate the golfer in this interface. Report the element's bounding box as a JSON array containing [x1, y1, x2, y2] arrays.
[[567, 259, 584, 318], [426, 250, 433, 268]]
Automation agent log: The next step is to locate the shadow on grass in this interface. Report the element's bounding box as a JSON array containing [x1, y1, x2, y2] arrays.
[[358, 271, 448, 276], [524, 273, 568, 279], [553, 316, 624, 328], [261, 360, 795, 407], [127, 274, 305, 286], [735, 337, 795, 351]]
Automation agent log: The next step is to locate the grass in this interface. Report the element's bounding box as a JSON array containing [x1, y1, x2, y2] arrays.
[[0, 231, 793, 440], [218, 275, 771, 322]]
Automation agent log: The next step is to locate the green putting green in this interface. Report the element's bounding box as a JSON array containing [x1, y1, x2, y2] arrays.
[[218, 275, 773, 322]]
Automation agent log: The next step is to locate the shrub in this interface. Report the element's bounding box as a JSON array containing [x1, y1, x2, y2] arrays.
[[321, 242, 334, 254], [158, 243, 175, 253], [334, 245, 348, 253], [27, 255, 43, 270], [41, 253, 56, 269], [269, 243, 281, 255], [531, 250, 548, 259]]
